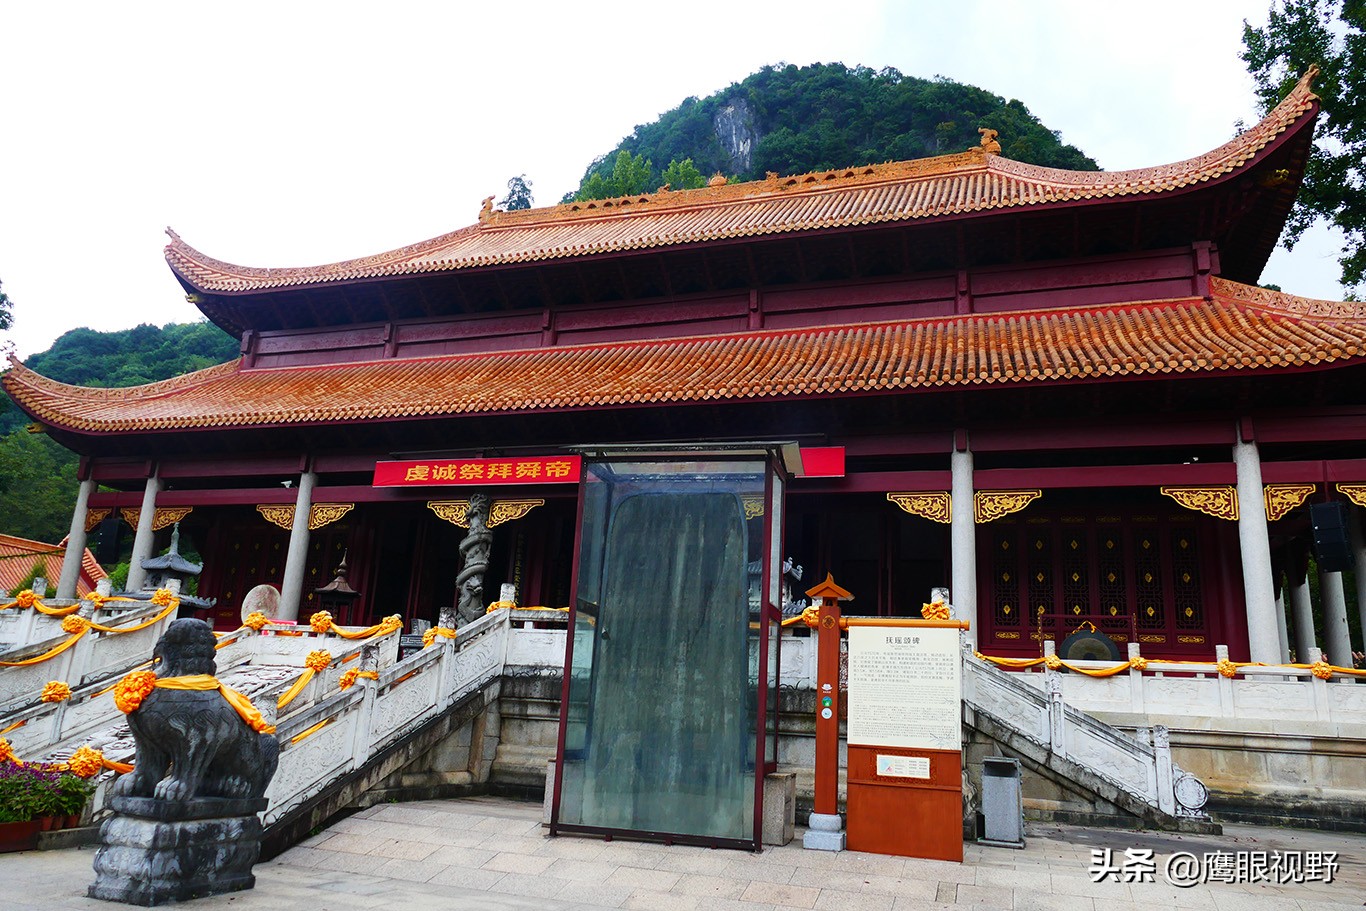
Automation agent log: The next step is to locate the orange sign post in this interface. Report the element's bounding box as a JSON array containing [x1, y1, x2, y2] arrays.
[[801, 573, 852, 851]]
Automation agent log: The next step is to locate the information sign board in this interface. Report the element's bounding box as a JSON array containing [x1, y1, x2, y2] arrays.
[[846, 626, 961, 749]]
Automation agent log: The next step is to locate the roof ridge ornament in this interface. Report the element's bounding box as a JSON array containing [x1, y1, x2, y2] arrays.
[[978, 128, 1001, 155]]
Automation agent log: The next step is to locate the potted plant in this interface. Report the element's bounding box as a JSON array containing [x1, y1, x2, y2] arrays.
[[0, 761, 96, 849], [54, 769, 95, 829], [0, 761, 50, 851]]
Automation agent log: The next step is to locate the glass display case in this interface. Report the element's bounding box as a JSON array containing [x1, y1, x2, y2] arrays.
[[551, 448, 786, 850]]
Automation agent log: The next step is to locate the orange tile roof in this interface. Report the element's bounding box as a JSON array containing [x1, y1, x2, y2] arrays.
[[0, 533, 106, 597], [7, 278, 1365, 436], [165, 73, 1319, 295]]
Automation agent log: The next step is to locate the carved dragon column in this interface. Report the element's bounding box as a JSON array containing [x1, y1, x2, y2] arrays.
[[455, 491, 494, 625]]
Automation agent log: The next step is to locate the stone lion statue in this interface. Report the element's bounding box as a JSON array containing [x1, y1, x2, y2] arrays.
[[113, 618, 279, 803]]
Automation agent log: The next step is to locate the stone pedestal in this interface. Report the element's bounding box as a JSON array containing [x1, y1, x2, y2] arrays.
[[89, 797, 267, 906], [803, 811, 845, 851], [763, 772, 796, 846]]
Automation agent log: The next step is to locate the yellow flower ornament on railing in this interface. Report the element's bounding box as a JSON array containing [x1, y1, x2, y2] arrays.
[[40, 681, 72, 703], [150, 588, 176, 607], [1311, 660, 1334, 680], [67, 746, 105, 778], [309, 611, 333, 634], [243, 611, 270, 632], [378, 615, 403, 635], [0, 737, 16, 764], [61, 615, 90, 635], [16, 590, 37, 609], [1129, 656, 1148, 671], [1216, 659, 1238, 678], [920, 601, 950, 621], [305, 650, 333, 673], [1044, 654, 1062, 670]]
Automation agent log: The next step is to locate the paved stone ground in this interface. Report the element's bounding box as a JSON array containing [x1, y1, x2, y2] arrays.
[[3, 797, 1362, 910]]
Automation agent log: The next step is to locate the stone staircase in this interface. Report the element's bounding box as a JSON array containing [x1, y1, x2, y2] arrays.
[[961, 653, 1218, 833], [3, 604, 1223, 850]]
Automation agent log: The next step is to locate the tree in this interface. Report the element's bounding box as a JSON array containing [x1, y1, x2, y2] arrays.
[[0, 279, 13, 331], [499, 175, 534, 211], [1243, 0, 1366, 292], [575, 151, 655, 201], [660, 158, 706, 191]]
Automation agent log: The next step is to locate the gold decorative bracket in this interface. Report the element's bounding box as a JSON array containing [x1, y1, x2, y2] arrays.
[[741, 495, 765, 520], [85, 508, 112, 532], [428, 499, 544, 529], [974, 490, 1042, 523], [1337, 483, 1366, 508], [1263, 483, 1315, 522], [1160, 486, 1238, 521], [121, 506, 193, 531], [887, 492, 951, 524], [256, 503, 355, 531], [489, 499, 545, 527]]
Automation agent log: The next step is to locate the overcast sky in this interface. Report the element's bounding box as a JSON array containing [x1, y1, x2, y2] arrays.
[[0, 1, 1347, 358]]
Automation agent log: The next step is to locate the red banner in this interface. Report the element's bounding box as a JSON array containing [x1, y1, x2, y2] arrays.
[[373, 455, 581, 487]]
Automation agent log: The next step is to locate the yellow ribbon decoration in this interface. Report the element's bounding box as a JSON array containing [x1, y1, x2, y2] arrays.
[[339, 668, 379, 690], [0, 741, 135, 776], [150, 675, 276, 734], [307, 611, 403, 640], [277, 651, 333, 710], [113, 671, 275, 734], [485, 604, 571, 615], [290, 719, 333, 744], [0, 623, 89, 667], [422, 627, 457, 648], [0, 590, 79, 617], [86, 596, 179, 634], [0, 594, 180, 668]]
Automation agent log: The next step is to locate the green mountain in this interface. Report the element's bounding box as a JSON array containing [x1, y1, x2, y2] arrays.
[[569, 62, 1098, 201], [0, 321, 239, 543]]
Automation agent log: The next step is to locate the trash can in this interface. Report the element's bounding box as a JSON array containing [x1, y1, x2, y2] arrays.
[[979, 756, 1025, 848]]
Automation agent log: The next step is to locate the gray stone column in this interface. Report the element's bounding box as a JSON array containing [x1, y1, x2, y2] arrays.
[[124, 472, 162, 593], [1289, 574, 1315, 662], [1319, 569, 1353, 669], [278, 471, 317, 622], [1274, 590, 1291, 664], [1233, 438, 1279, 664], [56, 477, 96, 599], [950, 440, 976, 635], [1351, 506, 1366, 657]]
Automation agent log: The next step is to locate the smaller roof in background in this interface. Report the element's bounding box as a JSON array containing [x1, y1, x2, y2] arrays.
[[0, 533, 106, 597]]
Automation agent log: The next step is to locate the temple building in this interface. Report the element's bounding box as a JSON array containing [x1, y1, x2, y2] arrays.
[[7, 69, 1365, 670]]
